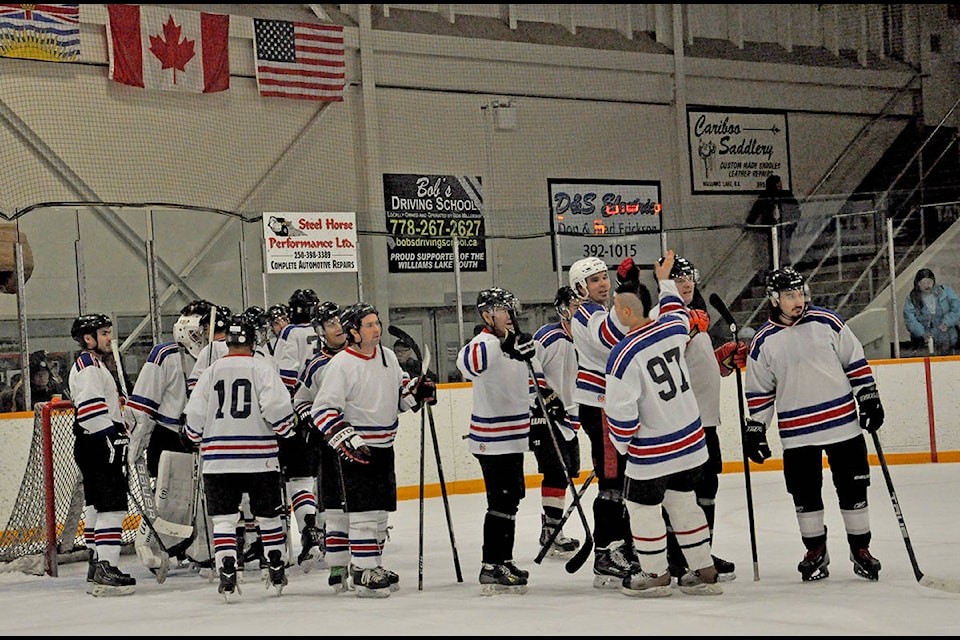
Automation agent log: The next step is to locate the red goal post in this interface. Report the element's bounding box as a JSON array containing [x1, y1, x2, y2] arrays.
[[0, 401, 141, 576]]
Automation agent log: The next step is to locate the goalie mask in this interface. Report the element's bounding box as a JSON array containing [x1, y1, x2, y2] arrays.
[[569, 256, 608, 297], [174, 313, 208, 359]]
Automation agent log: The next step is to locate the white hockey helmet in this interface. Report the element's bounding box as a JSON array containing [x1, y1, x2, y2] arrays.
[[569, 256, 608, 296], [173, 313, 208, 359]]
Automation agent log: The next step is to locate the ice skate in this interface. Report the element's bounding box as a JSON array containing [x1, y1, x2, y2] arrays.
[[479, 563, 528, 596], [593, 541, 636, 589], [850, 548, 881, 581], [678, 567, 723, 595], [218, 556, 241, 602], [328, 565, 352, 594], [621, 568, 672, 598], [539, 516, 580, 559], [798, 544, 830, 582], [350, 564, 393, 598], [297, 525, 325, 573], [265, 550, 287, 595], [713, 554, 736, 582], [86, 561, 136, 597]]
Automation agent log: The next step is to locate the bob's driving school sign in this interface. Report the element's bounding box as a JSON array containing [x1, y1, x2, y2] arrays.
[[262, 212, 358, 273]]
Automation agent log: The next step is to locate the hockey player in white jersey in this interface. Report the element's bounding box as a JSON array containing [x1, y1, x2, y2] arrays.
[[68, 313, 137, 596], [310, 302, 436, 598], [605, 251, 722, 597], [567, 256, 634, 587], [292, 301, 350, 583], [458, 287, 564, 595], [530, 286, 583, 559], [635, 255, 744, 582], [186, 304, 231, 394], [273, 288, 325, 574], [182, 313, 298, 599], [126, 299, 212, 576], [744, 266, 885, 583]]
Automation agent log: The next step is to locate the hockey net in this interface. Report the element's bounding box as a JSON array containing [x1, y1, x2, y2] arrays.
[[0, 401, 142, 576]]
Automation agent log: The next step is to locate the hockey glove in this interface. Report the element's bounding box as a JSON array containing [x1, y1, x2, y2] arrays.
[[617, 257, 639, 285], [856, 386, 885, 433], [715, 341, 748, 376], [540, 386, 566, 424], [743, 419, 771, 464], [689, 308, 710, 337], [501, 330, 536, 362], [178, 424, 200, 452], [414, 377, 438, 406], [325, 422, 371, 464], [105, 424, 131, 473], [528, 404, 548, 449]]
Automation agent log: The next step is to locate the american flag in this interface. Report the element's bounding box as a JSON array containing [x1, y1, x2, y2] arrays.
[[0, 3, 79, 62], [253, 19, 345, 102]]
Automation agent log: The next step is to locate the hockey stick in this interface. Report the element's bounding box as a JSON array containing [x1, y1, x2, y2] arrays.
[[387, 324, 464, 582], [507, 310, 594, 574], [534, 470, 596, 564], [709, 293, 761, 582], [870, 431, 960, 593], [418, 402, 425, 590]]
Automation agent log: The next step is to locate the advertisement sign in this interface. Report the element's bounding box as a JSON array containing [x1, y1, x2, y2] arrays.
[[262, 212, 358, 274], [549, 179, 662, 271], [688, 108, 791, 194], [384, 174, 487, 273]]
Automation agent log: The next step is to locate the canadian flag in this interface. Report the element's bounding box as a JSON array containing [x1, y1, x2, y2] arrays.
[[107, 4, 229, 93]]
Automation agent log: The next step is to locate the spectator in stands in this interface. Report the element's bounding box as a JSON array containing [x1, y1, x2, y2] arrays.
[[13, 350, 68, 411], [746, 174, 801, 269], [903, 268, 960, 356]]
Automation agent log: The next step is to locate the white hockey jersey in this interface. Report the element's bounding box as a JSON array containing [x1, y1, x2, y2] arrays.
[[457, 328, 543, 456], [570, 300, 626, 407], [650, 303, 722, 429], [293, 348, 335, 418], [183, 353, 296, 474], [605, 280, 708, 480], [744, 305, 877, 450], [533, 321, 579, 441], [69, 351, 123, 436], [186, 340, 228, 394], [126, 341, 189, 434], [274, 323, 320, 393], [310, 345, 411, 448]]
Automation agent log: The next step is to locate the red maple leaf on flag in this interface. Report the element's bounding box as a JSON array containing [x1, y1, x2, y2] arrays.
[[148, 15, 196, 84]]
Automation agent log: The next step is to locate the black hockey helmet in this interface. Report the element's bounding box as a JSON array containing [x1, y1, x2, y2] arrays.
[[225, 313, 257, 347], [312, 300, 341, 328], [339, 302, 379, 343], [476, 287, 520, 318], [670, 255, 700, 284], [766, 266, 809, 301], [211, 305, 232, 334], [267, 303, 290, 323], [554, 285, 580, 321], [71, 313, 112, 348], [179, 299, 213, 325], [288, 288, 320, 322], [242, 306, 269, 345]]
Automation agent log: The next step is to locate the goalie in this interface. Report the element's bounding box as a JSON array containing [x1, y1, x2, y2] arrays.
[[125, 300, 213, 578]]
